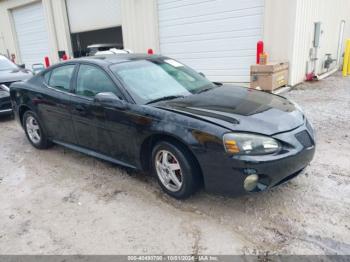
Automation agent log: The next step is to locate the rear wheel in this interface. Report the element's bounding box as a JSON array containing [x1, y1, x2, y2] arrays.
[[152, 141, 200, 199], [23, 111, 51, 149]]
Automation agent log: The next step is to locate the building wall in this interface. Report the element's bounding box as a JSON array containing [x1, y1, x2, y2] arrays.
[[1, 0, 349, 86], [263, 0, 297, 66], [121, 0, 160, 53], [0, 0, 71, 64], [291, 0, 350, 85], [0, 0, 159, 63], [265, 0, 350, 86], [51, 0, 72, 56]]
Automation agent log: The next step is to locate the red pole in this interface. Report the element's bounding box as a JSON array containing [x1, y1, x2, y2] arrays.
[[44, 56, 50, 68], [256, 41, 264, 64]]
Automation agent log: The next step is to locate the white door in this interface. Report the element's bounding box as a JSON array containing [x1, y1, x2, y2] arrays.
[[12, 2, 50, 68], [66, 0, 122, 33], [158, 0, 264, 83]]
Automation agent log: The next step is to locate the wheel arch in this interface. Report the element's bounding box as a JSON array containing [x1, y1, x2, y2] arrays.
[[18, 105, 33, 126], [140, 133, 204, 183]]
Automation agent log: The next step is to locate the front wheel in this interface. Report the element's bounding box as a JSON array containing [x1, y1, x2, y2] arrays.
[[151, 141, 200, 199], [23, 111, 52, 149]]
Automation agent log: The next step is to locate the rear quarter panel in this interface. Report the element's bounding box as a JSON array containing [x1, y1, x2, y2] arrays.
[[10, 76, 44, 126]]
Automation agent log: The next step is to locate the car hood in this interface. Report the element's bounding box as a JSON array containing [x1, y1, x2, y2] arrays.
[[0, 69, 32, 84], [154, 85, 304, 136]]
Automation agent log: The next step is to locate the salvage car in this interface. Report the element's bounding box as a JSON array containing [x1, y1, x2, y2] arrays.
[[10, 54, 316, 199], [0, 55, 33, 115]]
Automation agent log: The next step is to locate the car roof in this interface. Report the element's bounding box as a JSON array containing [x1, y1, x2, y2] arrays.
[[75, 54, 166, 66]]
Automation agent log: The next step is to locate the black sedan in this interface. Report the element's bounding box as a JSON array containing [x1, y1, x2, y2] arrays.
[[10, 54, 315, 199], [0, 55, 33, 115]]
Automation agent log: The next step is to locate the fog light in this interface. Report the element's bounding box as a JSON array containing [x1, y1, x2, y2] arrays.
[[244, 174, 259, 192]]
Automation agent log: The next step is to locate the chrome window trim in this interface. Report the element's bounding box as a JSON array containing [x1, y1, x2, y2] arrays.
[[43, 83, 93, 101]]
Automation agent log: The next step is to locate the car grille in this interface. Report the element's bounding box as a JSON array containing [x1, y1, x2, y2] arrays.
[[295, 130, 314, 148], [0, 90, 11, 111]]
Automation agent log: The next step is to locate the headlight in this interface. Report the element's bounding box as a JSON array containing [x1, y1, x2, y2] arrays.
[[223, 133, 281, 155]]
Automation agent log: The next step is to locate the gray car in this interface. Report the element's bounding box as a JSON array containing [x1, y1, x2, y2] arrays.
[[0, 55, 33, 115]]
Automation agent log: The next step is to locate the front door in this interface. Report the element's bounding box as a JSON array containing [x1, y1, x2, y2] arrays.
[[70, 64, 122, 155]]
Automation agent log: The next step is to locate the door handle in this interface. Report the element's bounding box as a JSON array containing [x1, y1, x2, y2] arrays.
[[74, 105, 87, 115], [75, 105, 85, 111]]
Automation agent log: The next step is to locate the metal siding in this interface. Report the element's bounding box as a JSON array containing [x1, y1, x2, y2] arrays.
[[158, 0, 265, 83], [290, 0, 350, 85], [121, 0, 160, 53]]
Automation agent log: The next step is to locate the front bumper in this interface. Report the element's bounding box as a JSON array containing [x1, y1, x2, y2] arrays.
[[196, 122, 316, 196], [0, 91, 12, 116]]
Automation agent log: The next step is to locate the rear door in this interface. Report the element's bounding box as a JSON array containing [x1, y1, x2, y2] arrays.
[[39, 64, 77, 144]]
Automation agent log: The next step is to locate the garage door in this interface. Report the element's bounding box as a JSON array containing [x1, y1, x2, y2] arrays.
[[12, 2, 50, 68], [66, 0, 122, 33], [158, 0, 264, 83]]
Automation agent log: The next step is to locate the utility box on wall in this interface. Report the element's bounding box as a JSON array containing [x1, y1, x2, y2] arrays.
[[250, 62, 289, 92]]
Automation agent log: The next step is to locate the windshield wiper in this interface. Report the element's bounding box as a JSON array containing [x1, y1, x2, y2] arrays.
[[146, 95, 184, 105], [196, 87, 213, 94]]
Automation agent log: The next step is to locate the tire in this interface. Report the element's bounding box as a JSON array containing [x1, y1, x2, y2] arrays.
[[151, 141, 200, 199], [23, 111, 52, 149]]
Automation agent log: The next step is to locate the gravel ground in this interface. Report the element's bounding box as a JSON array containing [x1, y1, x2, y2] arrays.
[[0, 73, 349, 255]]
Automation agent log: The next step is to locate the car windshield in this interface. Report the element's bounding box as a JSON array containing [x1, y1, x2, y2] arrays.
[[0, 56, 17, 71], [110, 59, 215, 104]]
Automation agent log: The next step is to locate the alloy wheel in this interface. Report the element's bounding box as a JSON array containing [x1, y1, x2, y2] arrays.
[[155, 150, 183, 192], [26, 116, 41, 144]]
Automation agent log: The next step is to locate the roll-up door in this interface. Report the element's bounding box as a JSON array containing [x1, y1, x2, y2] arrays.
[[158, 0, 265, 82], [12, 2, 50, 68]]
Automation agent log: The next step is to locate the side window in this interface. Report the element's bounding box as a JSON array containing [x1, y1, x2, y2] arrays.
[[49, 65, 75, 91], [76, 64, 116, 97]]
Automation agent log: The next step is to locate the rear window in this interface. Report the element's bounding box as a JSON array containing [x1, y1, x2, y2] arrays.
[[48, 65, 75, 91]]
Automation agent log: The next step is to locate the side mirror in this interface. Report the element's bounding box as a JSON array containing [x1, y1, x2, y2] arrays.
[[94, 92, 127, 109], [18, 64, 26, 69]]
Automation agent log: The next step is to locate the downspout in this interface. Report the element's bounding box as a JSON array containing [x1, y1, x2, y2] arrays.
[[316, 20, 345, 80]]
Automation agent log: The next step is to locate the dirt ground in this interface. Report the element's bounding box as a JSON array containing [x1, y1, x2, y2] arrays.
[[0, 73, 349, 255]]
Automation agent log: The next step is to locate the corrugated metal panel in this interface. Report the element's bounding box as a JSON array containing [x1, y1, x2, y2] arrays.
[[290, 0, 350, 85], [157, 0, 265, 83], [121, 0, 160, 53]]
